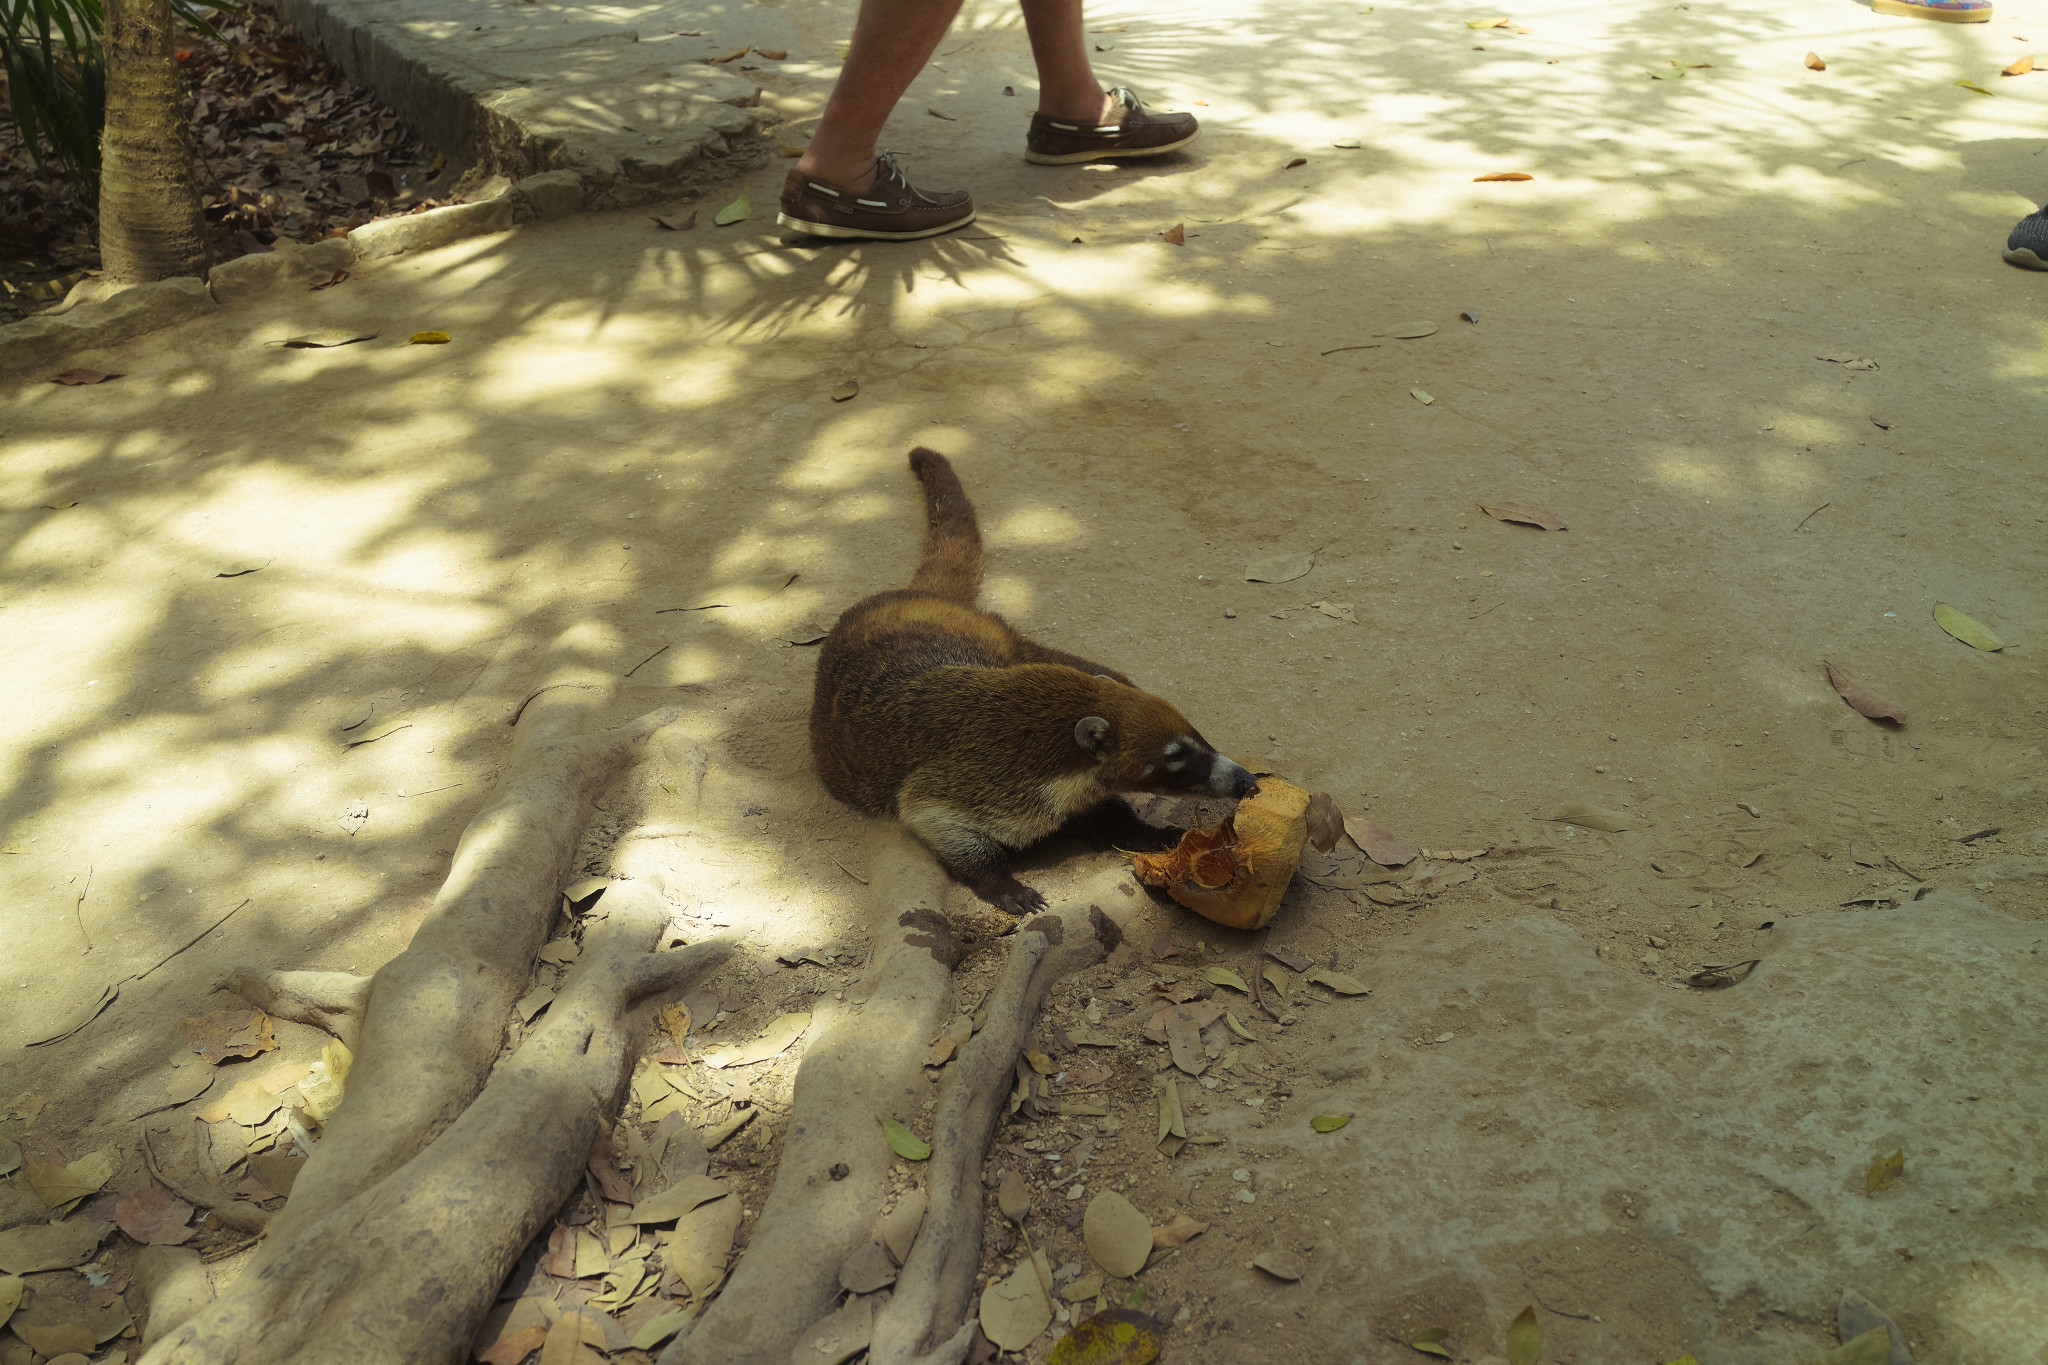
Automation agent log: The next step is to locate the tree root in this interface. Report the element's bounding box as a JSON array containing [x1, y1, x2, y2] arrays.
[[870, 874, 1127, 1365], [142, 878, 730, 1365], [215, 968, 371, 1048], [660, 864, 1130, 1365]]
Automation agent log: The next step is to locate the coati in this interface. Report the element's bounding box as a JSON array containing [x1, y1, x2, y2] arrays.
[[810, 447, 1255, 913]]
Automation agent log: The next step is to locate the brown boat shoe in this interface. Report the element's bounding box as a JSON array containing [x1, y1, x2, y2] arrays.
[[776, 151, 976, 241], [1025, 86, 1200, 165]]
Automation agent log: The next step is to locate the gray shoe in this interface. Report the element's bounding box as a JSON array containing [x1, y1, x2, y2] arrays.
[[2004, 204, 2048, 270]]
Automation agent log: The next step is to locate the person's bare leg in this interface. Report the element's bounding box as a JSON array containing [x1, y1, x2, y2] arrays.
[[1020, 0, 1117, 123], [796, 0, 965, 191]]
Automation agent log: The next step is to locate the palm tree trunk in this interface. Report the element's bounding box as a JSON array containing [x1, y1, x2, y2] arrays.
[[97, 0, 209, 283]]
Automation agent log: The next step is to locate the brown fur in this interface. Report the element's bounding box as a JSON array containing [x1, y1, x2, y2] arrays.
[[810, 447, 1253, 913]]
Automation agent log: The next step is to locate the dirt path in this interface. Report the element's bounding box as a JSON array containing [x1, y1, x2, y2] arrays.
[[3, 0, 2044, 1360]]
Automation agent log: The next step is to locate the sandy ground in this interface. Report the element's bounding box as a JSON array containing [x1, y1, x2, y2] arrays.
[[4, 0, 2046, 1360]]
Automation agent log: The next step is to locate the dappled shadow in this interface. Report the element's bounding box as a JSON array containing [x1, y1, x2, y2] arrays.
[[1, 5, 2044, 1325]]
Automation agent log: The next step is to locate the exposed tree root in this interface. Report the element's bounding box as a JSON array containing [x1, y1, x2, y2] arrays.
[[143, 878, 730, 1364], [661, 865, 1131, 1365], [135, 624, 722, 1364]]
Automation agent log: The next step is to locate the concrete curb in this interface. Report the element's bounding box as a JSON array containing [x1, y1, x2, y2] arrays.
[[0, 184, 573, 379]]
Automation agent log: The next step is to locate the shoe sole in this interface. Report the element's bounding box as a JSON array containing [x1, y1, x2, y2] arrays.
[[1024, 128, 1201, 166], [775, 209, 976, 242], [2003, 246, 2048, 270], [1872, 0, 1990, 19]]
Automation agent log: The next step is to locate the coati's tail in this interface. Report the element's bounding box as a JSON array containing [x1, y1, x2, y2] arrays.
[[906, 446, 984, 603]]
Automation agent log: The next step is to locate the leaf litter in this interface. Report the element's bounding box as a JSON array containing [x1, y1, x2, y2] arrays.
[[1480, 501, 1566, 530], [1825, 661, 1905, 723]]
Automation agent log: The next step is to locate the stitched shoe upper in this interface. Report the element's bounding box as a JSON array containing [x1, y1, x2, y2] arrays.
[[1026, 87, 1200, 162], [778, 152, 975, 240]]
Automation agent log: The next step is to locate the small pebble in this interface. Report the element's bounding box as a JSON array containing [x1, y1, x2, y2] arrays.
[[1235, 1189, 1257, 1204], [1232, 1168, 1251, 1182], [1648, 935, 1669, 949], [1068, 1184, 1085, 1200], [1224, 608, 1237, 618], [1451, 542, 1463, 550]]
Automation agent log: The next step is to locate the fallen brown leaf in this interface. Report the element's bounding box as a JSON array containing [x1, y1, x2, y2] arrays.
[[184, 1008, 276, 1064], [1152, 1214, 1209, 1249], [652, 210, 699, 231], [1473, 171, 1533, 182], [1805, 51, 1826, 70], [1825, 661, 1905, 724], [1352, 818, 1417, 866], [1284, 157, 1308, 169], [2004, 54, 2035, 75], [1163, 223, 1185, 244], [50, 368, 121, 385], [1480, 501, 1567, 530], [479, 1325, 549, 1365], [710, 46, 750, 62], [756, 48, 788, 59], [114, 1187, 195, 1245]]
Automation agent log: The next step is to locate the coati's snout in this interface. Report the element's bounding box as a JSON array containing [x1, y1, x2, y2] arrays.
[[1075, 715, 1255, 799]]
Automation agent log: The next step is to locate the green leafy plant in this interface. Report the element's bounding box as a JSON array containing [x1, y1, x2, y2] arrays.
[[2, 0, 240, 185]]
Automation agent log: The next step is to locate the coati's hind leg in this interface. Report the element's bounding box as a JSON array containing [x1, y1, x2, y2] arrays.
[[899, 802, 1048, 915]]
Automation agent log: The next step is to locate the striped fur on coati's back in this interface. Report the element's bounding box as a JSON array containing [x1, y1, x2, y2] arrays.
[[810, 447, 1253, 913]]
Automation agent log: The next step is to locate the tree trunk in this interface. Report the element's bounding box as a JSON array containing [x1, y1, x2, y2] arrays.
[[97, 0, 209, 283]]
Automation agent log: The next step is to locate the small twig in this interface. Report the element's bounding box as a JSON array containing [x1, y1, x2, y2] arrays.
[[828, 854, 870, 886], [1793, 501, 1831, 532], [1958, 826, 2001, 844], [1837, 158, 1865, 169], [1535, 1299, 1595, 1321], [140, 898, 251, 981], [1467, 600, 1505, 619], [1319, 343, 1382, 355], [393, 784, 465, 799], [623, 644, 670, 679], [141, 1128, 219, 1211], [342, 722, 413, 751], [75, 864, 94, 953]]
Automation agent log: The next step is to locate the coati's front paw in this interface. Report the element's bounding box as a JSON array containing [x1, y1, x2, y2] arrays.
[[977, 873, 1047, 915]]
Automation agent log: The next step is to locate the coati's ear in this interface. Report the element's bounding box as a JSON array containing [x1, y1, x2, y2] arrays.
[[1073, 716, 1112, 757]]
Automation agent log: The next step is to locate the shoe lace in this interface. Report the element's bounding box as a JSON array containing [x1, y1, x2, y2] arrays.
[[1104, 86, 1144, 117], [874, 149, 910, 189]]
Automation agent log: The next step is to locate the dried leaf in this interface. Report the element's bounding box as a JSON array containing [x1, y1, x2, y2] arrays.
[[1550, 803, 1641, 832], [713, 191, 751, 225], [668, 1192, 743, 1296], [1411, 388, 1435, 404], [185, 1009, 276, 1065], [757, 47, 788, 59], [1157, 1079, 1187, 1157], [0, 1219, 107, 1274], [1480, 501, 1566, 530], [1303, 794, 1345, 852], [1307, 968, 1370, 995], [1353, 818, 1417, 866], [998, 1168, 1032, 1223], [1332, 137, 1363, 148], [1825, 661, 1905, 724], [795, 1296, 873, 1365], [408, 330, 451, 344], [246, 1152, 304, 1195], [41, 499, 79, 510], [1506, 1305, 1542, 1365], [1866, 1147, 1905, 1194], [1083, 1191, 1153, 1277], [652, 210, 698, 231], [1164, 1010, 1206, 1076], [2003, 54, 2034, 75], [1147, 934, 1181, 961], [832, 379, 860, 402], [840, 1238, 898, 1293], [1816, 1329, 1894, 1365], [927, 107, 957, 120], [1310, 600, 1358, 624], [115, 1187, 195, 1245], [1933, 603, 2002, 651], [1805, 51, 1826, 69], [625, 1173, 726, 1224], [710, 46, 750, 62], [310, 269, 349, 290], [882, 1118, 932, 1161], [50, 368, 121, 385], [699, 1108, 756, 1150], [480, 1324, 549, 1365], [1284, 157, 1308, 169], [1311, 1113, 1353, 1132], [1386, 321, 1438, 339], [979, 1249, 1053, 1350], [1163, 223, 1185, 245], [25, 1150, 112, 1210], [0, 1274, 18, 1329], [0, 1139, 17, 1176], [1956, 79, 1997, 95], [1047, 1308, 1161, 1365], [665, 572, 798, 614], [280, 329, 377, 348], [1253, 1248, 1307, 1280], [1411, 1326, 1453, 1358], [1472, 172, 1533, 181], [1203, 966, 1249, 993], [197, 1078, 281, 1125], [884, 1188, 929, 1262], [1245, 552, 1314, 583], [1466, 16, 1511, 26]]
